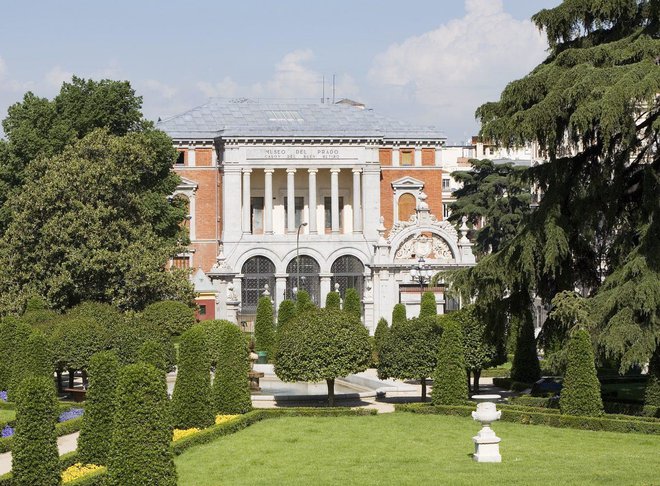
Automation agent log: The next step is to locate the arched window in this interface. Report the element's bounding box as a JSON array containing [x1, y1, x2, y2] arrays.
[[331, 255, 364, 298], [398, 193, 416, 222], [286, 256, 320, 304], [241, 256, 276, 315]]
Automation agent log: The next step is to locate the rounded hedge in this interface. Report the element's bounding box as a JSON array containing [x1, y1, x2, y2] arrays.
[[510, 312, 541, 384], [343, 288, 361, 319], [295, 290, 316, 314], [141, 300, 196, 337], [78, 350, 120, 465], [171, 325, 214, 429], [50, 313, 112, 374], [107, 362, 176, 486], [391, 303, 407, 329], [277, 299, 297, 330], [645, 349, 660, 407], [325, 291, 341, 311], [254, 296, 275, 357], [419, 292, 437, 319], [24, 331, 54, 381], [205, 321, 252, 414], [12, 375, 60, 486], [432, 318, 469, 405], [373, 317, 390, 364], [560, 329, 603, 417], [138, 338, 171, 373]]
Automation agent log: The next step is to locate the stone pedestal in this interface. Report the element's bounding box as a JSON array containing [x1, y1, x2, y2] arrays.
[[471, 394, 502, 463]]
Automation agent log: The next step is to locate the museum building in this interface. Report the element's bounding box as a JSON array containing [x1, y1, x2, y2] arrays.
[[156, 98, 476, 333]]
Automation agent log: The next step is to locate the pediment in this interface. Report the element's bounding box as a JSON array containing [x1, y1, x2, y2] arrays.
[[391, 176, 424, 190]]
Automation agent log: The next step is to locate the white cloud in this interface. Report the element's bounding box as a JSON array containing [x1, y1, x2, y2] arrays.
[[195, 49, 360, 102], [142, 79, 177, 99], [45, 66, 74, 89], [0, 57, 6, 80], [368, 0, 548, 140]]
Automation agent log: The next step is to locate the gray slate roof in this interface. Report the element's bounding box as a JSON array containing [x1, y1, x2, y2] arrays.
[[156, 98, 445, 141]]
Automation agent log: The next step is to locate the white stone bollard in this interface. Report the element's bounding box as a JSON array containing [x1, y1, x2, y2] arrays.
[[471, 394, 502, 463]]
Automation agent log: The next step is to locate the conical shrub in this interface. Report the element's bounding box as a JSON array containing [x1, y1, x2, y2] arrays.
[[209, 321, 251, 414], [510, 312, 541, 384], [254, 296, 275, 357], [277, 300, 297, 330], [432, 318, 468, 405], [560, 329, 603, 416], [325, 291, 340, 311], [343, 288, 361, 319], [391, 303, 407, 329], [419, 292, 437, 319]]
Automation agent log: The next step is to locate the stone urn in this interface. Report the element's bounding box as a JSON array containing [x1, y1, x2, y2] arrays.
[[471, 394, 502, 463]]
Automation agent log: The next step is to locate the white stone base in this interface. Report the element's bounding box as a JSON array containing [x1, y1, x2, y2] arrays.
[[472, 432, 502, 463]]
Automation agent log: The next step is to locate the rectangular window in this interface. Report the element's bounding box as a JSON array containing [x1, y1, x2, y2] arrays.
[[175, 151, 185, 165], [198, 305, 206, 316], [443, 203, 451, 219], [251, 197, 264, 234], [442, 178, 451, 190], [284, 196, 304, 230], [324, 197, 344, 231], [400, 149, 414, 166]]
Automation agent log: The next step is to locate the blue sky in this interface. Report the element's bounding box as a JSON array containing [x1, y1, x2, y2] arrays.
[[0, 0, 561, 142]]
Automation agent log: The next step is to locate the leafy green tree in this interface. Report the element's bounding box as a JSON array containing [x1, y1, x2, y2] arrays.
[[0, 128, 193, 312], [12, 376, 60, 486], [18, 297, 60, 335], [373, 317, 390, 365], [254, 296, 275, 358], [295, 290, 316, 314], [137, 339, 171, 373], [325, 291, 341, 311], [391, 303, 407, 329], [78, 350, 120, 465], [171, 326, 214, 429], [107, 363, 176, 486], [141, 300, 196, 337], [560, 329, 603, 417], [419, 291, 437, 319], [456, 305, 496, 393], [449, 159, 532, 256], [432, 317, 469, 406], [277, 299, 297, 330], [276, 309, 371, 406], [510, 309, 541, 384], [206, 321, 251, 414], [343, 288, 361, 320], [378, 316, 441, 401], [451, 0, 660, 391]]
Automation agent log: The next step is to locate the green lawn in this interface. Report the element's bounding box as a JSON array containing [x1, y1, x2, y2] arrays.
[[175, 413, 660, 486], [0, 410, 14, 423]]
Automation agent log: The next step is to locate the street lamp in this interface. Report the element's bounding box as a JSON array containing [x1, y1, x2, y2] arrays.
[[410, 257, 433, 294], [296, 222, 308, 298]]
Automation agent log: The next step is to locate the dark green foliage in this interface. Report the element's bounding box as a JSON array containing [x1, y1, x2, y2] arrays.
[[78, 350, 120, 465], [24, 332, 54, 381], [0, 317, 30, 394], [378, 316, 441, 400], [207, 321, 251, 414], [295, 290, 316, 314], [275, 309, 371, 406], [432, 318, 469, 405], [456, 305, 496, 393], [419, 292, 437, 319], [325, 291, 341, 311], [560, 329, 604, 417], [199, 319, 233, 369], [107, 363, 176, 486], [171, 326, 214, 429], [277, 299, 297, 330], [510, 310, 541, 384], [50, 313, 112, 373], [343, 288, 361, 319], [373, 317, 390, 365], [137, 338, 171, 372], [109, 316, 175, 370], [6, 320, 33, 399], [645, 349, 660, 407], [391, 303, 407, 329], [19, 308, 60, 335], [141, 300, 196, 337], [12, 376, 60, 486], [254, 296, 275, 357]]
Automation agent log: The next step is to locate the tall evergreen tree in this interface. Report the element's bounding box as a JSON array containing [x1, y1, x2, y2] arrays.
[[560, 329, 603, 417], [343, 288, 362, 320], [432, 318, 469, 406], [419, 291, 437, 319], [295, 290, 316, 314], [391, 303, 407, 329], [373, 317, 390, 365], [325, 291, 341, 311], [277, 299, 297, 330], [209, 321, 251, 414], [509, 308, 541, 384], [254, 296, 275, 357]]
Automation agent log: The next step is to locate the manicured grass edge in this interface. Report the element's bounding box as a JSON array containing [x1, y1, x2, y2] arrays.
[[396, 403, 660, 434]]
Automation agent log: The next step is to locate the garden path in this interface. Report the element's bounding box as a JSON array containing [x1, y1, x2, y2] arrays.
[[0, 431, 79, 476]]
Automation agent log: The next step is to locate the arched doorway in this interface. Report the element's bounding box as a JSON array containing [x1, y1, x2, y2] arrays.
[[286, 256, 321, 304], [330, 255, 364, 298], [241, 256, 276, 316]]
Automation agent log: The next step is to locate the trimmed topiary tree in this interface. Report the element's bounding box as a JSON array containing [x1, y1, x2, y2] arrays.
[[419, 291, 437, 319], [24, 332, 54, 381], [373, 317, 390, 365], [645, 349, 660, 407], [432, 316, 468, 405], [277, 299, 297, 330], [208, 321, 252, 414], [12, 375, 60, 486], [7, 320, 34, 399], [343, 288, 361, 320], [171, 326, 213, 429], [275, 308, 371, 406], [391, 303, 407, 329], [141, 300, 196, 337], [379, 316, 441, 401], [295, 290, 316, 314], [78, 350, 120, 465], [510, 311, 541, 384], [107, 363, 176, 486], [254, 296, 275, 358], [137, 338, 171, 372], [325, 291, 340, 311], [560, 329, 603, 417]]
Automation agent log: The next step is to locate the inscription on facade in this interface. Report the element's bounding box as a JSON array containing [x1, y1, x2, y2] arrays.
[[247, 147, 355, 160]]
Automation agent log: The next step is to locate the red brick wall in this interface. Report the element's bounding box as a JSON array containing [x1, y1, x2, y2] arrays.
[[195, 148, 213, 166], [379, 148, 392, 166], [195, 297, 215, 321], [422, 148, 435, 166]]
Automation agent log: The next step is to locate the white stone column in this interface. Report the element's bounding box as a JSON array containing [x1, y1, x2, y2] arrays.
[[308, 169, 318, 234], [287, 168, 296, 233], [264, 169, 274, 235], [435, 146, 443, 167], [188, 191, 197, 241], [320, 275, 332, 301], [414, 146, 422, 166], [352, 168, 362, 233], [362, 166, 381, 240], [242, 169, 252, 234], [392, 147, 400, 166], [223, 167, 242, 240], [275, 275, 288, 309], [330, 168, 340, 234], [188, 145, 196, 167]]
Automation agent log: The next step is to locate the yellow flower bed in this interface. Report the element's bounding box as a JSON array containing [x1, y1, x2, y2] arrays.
[[172, 427, 201, 442], [61, 463, 106, 483], [215, 414, 240, 425]]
